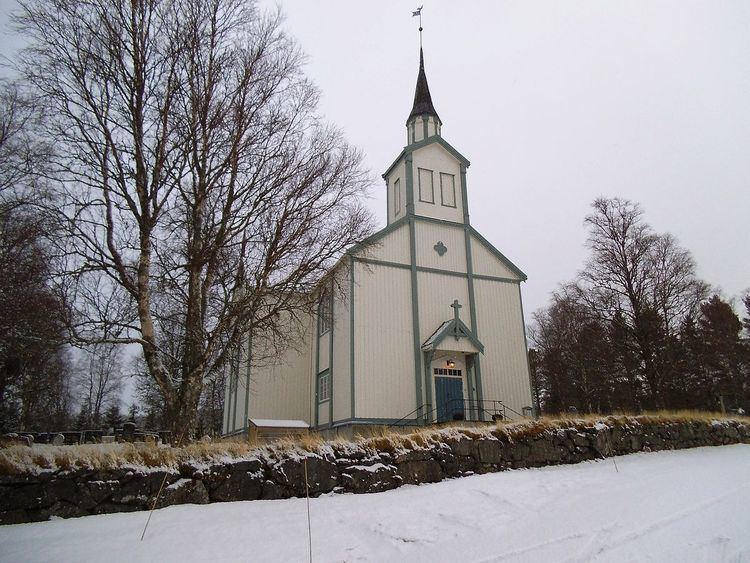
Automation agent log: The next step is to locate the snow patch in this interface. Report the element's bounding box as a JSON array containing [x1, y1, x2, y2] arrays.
[[2, 445, 749, 562]]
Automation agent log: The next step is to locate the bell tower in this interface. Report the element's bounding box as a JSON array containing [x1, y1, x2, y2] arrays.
[[384, 46, 470, 226]]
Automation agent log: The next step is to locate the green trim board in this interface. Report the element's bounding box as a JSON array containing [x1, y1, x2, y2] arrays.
[[330, 416, 422, 428], [466, 358, 475, 408], [328, 281, 334, 428], [405, 153, 415, 214], [352, 256, 521, 285], [517, 283, 536, 415], [460, 164, 470, 224], [408, 215, 424, 421], [473, 273, 522, 284], [413, 214, 464, 228], [385, 177, 391, 225], [349, 256, 355, 420], [314, 300, 321, 428], [231, 346, 239, 432], [243, 331, 252, 429], [223, 368, 231, 433], [423, 350, 434, 422], [382, 135, 471, 180], [462, 163, 484, 419]]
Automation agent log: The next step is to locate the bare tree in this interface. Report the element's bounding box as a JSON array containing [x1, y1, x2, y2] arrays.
[[75, 343, 124, 427], [530, 291, 613, 414], [0, 209, 74, 430], [0, 79, 73, 432], [15, 0, 374, 437], [576, 197, 707, 407]]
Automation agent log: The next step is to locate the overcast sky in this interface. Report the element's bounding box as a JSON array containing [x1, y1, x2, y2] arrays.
[[2, 1, 749, 319]]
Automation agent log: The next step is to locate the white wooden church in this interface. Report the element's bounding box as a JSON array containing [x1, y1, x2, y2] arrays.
[[223, 48, 534, 436]]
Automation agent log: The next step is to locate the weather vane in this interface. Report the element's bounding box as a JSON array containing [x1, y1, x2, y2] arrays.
[[412, 5, 423, 48]]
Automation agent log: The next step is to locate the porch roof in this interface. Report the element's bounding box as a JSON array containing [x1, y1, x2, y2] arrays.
[[421, 318, 485, 354]]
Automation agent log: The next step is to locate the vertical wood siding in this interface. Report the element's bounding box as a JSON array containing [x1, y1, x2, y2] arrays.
[[470, 234, 522, 280], [332, 266, 352, 423], [354, 262, 415, 419], [411, 143, 464, 223], [243, 313, 313, 425], [415, 221, 467, 273], [417, 271, 471, 343], [474, 279, 533, 416], [318, 332, 331, 372], [359, 222, 410, 265], [386, 162, 405, 224]]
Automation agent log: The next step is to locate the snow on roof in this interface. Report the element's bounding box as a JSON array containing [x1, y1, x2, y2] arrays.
[[249, 419, 309, 429]]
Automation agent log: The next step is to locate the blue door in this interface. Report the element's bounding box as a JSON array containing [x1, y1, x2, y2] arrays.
[[435, 377, 464, 423]]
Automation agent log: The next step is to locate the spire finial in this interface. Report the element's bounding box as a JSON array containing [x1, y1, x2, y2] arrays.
[[412, 6, 423, 48]]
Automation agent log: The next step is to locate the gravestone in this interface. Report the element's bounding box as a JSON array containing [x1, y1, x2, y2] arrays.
[[122, 422, 136, 442]]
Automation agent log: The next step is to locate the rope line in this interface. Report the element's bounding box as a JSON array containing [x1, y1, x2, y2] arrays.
[[140, 427, 189, 542], [304, 456, 313, 563]]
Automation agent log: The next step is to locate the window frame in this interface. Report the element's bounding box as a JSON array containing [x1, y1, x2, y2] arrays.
[[317, 370, 331, 403], [440, 172, 456, 208], [317, 289, 332, 335], [434, 368, 463, 377], [418, 167, 435, 204], [394, 178, 401, 216]]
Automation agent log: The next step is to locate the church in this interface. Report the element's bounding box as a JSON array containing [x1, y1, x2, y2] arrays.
[[223, 47, 534, 437]]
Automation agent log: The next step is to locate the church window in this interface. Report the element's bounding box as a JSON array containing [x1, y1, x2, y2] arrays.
[[318, 288, 332, 335], [440, 173, 456, 207], [317, 370, 330, 402], [394, 178, 401, 215], [418, 168, 434, 203], [434, 368, 462, 377]]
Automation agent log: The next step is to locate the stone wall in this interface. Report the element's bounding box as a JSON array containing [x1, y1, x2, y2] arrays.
[[2, 418, 749, 525]]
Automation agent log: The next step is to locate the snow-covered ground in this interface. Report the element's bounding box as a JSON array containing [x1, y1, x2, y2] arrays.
[[1, 445, 748, 563]]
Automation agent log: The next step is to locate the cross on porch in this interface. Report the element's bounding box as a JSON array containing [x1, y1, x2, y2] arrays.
[[451, 299, 462, 323], [450, 299, 463, 340]]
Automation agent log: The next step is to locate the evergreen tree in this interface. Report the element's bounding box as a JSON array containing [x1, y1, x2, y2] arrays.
[[73, 405, 90, 430], [104, 403, 123, 430], [127, 403, 139, 424], [697, 296, 746, 411]]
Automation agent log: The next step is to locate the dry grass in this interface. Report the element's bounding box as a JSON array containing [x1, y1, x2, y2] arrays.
[[1, 411, 743, 476], [0, 440, 267, 476]]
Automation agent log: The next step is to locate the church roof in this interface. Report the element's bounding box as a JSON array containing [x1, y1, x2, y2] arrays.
[[407, 48, 441, 124]]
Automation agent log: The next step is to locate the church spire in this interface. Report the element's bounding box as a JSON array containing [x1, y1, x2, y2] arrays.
[[405, 47, 442, 145], [407, 48, 441, 125]]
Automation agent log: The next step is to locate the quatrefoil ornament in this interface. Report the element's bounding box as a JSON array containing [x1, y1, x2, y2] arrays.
[[434, 241, 447, 256]]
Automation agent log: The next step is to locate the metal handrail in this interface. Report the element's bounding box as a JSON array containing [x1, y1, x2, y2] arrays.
[[389, 398, 530, 429], [389, 403, 433, 427], [440, 397, 496, 422]]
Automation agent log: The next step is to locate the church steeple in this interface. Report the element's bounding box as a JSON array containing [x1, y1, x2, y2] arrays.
[[406, 48, 442, 145], [408, 48, 440, 123]]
